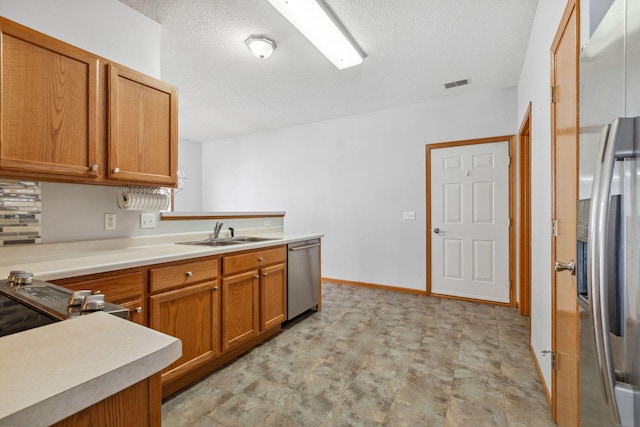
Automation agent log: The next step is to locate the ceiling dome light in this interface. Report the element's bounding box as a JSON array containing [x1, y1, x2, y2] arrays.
[[245, 35, 276, 60]]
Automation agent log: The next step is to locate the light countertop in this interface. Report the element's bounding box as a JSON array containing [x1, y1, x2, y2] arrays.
[[0, 232, 323, 281], [0, 312, 181, 426]]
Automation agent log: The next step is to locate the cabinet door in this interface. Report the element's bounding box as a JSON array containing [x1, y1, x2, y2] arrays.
[[0, 18, 100, 179], [260, 263, 287, 331], [222, 270, 259, 352], [107, 64, 177, 186], [149, 280, 220, 384]]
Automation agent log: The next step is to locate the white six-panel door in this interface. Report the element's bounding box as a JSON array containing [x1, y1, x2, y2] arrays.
[[430, 141, 510, 303]]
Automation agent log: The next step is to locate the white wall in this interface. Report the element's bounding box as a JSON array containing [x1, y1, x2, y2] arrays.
[[516, 0, 570, 396], [174, 140, 203, 211], [202, 87, 516, 291]]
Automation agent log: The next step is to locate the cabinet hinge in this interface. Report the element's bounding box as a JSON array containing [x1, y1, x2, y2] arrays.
[[507, 218, 511, 227], [551, 86, 556, 104], [507, 156, 511, 166], [551, 219, 558, 237]]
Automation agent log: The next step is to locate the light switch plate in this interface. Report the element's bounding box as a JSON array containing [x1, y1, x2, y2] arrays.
[[140, 213, 156, 229], [403, 211, 416, 221], [104, 213, 116, 230]]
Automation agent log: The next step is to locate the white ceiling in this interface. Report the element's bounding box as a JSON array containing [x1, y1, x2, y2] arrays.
[[118, 0, 539, 143]]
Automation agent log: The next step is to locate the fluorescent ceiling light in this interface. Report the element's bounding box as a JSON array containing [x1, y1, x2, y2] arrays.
[[267, 0, 365, 70]]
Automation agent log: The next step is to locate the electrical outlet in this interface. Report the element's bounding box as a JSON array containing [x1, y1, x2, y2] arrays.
[[140, 213, 156, 229], [263, 220, 271, 227], [403, 211, 416, 221], [104, 213, 116, 230]]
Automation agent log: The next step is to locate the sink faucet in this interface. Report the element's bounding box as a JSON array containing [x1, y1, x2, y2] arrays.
[[213, 222, 223, 239], [228, 227, 235, 238]]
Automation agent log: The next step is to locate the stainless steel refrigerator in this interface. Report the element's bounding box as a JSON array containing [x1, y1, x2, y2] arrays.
[[579, 0, 640, 425]]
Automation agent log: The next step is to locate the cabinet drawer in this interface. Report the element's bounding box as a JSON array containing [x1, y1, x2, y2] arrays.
[[118, 299, 145, 325], [222, 246, 286, 276], [150, 258, 218, 293], [56, 271, 144, 303]]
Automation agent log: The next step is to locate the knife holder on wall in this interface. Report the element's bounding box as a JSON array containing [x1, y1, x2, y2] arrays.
[[117, 186, 171, 211]]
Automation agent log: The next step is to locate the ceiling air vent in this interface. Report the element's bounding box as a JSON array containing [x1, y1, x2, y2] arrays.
[[444, 79, 470, 89]]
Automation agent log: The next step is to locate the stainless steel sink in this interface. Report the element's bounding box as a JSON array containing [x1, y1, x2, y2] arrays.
[[176, 236, 280, 247], [230, 236, 279, 242], [176, 239, 243, 247]]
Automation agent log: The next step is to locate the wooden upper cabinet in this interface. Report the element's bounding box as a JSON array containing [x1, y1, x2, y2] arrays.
[[0, 18, 100, 179], [108, 64, 178, 187]]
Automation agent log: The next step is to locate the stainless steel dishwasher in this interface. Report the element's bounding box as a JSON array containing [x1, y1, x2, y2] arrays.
[[287, 239, 320, 320]]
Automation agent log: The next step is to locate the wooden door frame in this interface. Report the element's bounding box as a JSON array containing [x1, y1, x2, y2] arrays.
[[519, 103, 533, 316], [425, 135, 517, 307], [550, 0, 580, 421]]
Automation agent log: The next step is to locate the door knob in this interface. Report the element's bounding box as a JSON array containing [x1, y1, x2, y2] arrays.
[[554, 260, 576, 275], [433, 228, 442, 234]]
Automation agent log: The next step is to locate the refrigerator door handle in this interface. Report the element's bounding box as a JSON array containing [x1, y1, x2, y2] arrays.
[[589, 119, 625, 425]]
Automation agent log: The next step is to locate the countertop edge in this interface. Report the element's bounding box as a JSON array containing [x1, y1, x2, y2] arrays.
[[0, 233, 324, 281], [0, 313, 181, 426]]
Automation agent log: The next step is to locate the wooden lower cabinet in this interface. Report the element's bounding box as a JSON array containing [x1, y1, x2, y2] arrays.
[[260, 263, 287, 331], [52, 374, 161, 427], [149, 280, 220, 384], [52, 270, 146, 325], [221, 270, 260, 351]]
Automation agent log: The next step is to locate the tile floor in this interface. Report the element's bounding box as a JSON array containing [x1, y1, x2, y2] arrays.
[[162, 282, 556, 426]]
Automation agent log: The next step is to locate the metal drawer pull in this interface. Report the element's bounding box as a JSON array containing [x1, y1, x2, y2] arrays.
[[258, 257, 264, 262], [113, 167, 120, 174], [134, 307, 142, 314], [254, 275, 259, 280], [89, 164, 98, 171], [213, 286, 219, 291], [288, 243, 320, 251], [263, 272, 268, 277], [186, 271, 193, 277]]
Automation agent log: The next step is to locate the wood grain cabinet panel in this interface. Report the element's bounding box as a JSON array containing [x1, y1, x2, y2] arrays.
[[0, 18, 100, 179], [107, 64, 178, 186], [260, 263, 287, 331], [221, 270, 260, 352], [52, 270, 146, 325], [52, 374, 160, 427], [149, 280, 221, 384], [222, 246, 286, 276], [149, 258, 218, 294]]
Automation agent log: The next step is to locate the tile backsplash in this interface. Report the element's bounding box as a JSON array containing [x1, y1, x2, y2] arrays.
[[0, 180, 41, 245]]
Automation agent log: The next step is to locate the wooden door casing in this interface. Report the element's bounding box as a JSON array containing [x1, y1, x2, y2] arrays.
[[551, 0, 580, 424], [426, 135, 517, 306]]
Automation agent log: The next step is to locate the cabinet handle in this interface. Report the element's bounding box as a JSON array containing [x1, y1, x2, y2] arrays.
[[263, 272, 268, 277], [89, 164, 98, 171], [213, 286, 219, 291], [134, 307, 143, 314], [113, 167, 120, 174], [254, 275, 259, 280], [186, 271, 193, 277], [258, 257, 264, 262]]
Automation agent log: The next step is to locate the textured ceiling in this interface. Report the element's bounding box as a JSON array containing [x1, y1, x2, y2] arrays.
[[118, 0, 539, 143]]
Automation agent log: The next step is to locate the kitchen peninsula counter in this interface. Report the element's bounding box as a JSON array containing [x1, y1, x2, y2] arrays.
[[0, 312, 181, 426]]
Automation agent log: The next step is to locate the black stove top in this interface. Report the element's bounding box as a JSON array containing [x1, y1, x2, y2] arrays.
[[0, 293, 56, 337], [0, 272, 129, 338]]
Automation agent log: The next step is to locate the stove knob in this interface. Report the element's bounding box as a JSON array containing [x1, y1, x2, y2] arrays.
[[81, 294, 105, 312], [13, 272, 34, 287], [7, 270, 27, 286], [69, 290, 92, 306]]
